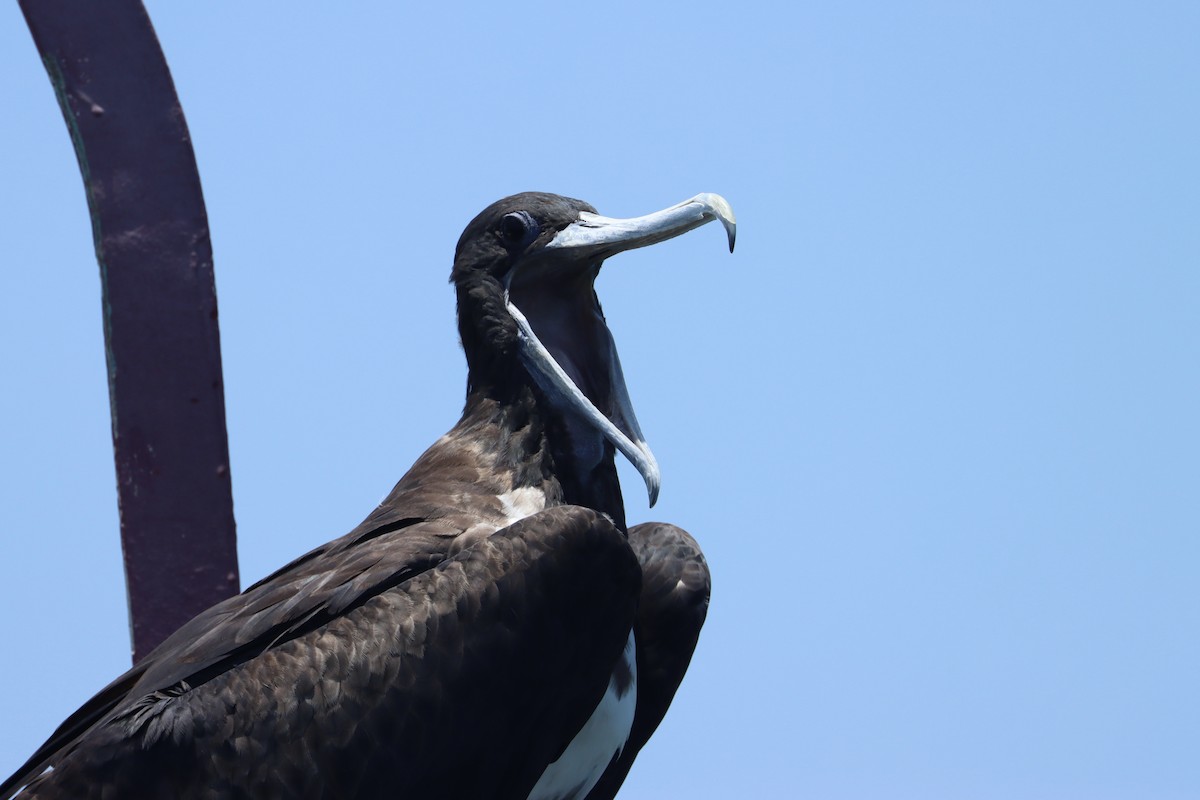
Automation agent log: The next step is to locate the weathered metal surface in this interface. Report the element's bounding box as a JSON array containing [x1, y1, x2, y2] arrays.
[[20, 0, 240, 663]]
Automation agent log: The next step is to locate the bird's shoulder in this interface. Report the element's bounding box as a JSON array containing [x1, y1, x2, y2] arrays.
[[134, 502, 485, 694]]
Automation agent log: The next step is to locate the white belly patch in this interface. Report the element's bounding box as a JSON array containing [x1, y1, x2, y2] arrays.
[[528, 630, 637, 800]]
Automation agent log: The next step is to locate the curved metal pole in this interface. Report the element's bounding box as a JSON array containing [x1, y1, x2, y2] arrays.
[[19, 0, 240, 663]]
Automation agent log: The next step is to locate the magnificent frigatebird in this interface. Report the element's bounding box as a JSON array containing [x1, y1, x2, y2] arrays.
[[1, 191, 735, 800]]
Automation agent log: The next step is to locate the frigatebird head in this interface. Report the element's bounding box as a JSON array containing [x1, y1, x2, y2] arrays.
[[452, 192, 736, 507]]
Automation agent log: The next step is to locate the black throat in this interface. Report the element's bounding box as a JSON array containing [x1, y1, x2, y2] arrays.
[[450, 273, 628, 532]]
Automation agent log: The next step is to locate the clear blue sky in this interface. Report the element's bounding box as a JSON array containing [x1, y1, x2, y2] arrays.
[[2, 2, 1198, 798]]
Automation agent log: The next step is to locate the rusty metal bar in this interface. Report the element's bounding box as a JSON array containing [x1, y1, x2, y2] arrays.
[[20, 0, 240, 663]]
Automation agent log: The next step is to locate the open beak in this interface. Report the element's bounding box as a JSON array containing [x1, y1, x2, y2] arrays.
[[544, 193, 736, 258], [506, 193, 736, 506]]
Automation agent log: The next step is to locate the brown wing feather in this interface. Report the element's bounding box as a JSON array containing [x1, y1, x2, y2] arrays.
[[0, 509, 449, 798], [4, 506, 639, 800]]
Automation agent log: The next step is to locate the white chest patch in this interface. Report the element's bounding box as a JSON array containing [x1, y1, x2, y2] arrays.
[[497, 486, 547, 526], [528, 630, 637, 800]]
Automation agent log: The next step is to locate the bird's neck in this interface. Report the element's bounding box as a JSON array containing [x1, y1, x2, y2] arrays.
[[448, 277, 627, 529], [428, 385, 627, 532]]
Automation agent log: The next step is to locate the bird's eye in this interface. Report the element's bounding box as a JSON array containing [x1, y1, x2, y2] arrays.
[[497, 211, 537, 250]]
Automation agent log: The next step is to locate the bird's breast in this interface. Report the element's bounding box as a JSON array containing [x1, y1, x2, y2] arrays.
[[496, 486, 548, 525], [528, 629, 637, 800]]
